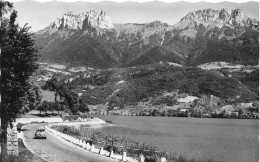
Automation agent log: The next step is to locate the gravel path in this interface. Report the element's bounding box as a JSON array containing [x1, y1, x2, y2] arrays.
[[21, 124, 120, 162]]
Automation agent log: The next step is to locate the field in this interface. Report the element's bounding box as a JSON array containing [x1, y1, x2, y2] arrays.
[[40, 90, 55, 102]]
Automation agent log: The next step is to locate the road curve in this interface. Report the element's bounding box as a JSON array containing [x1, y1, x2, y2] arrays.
[[21, 124, 120, 162]]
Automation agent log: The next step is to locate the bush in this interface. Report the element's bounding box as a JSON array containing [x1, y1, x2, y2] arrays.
[[53, 125, 81, 136]]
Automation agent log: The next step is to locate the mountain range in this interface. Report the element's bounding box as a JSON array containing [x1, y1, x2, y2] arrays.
[[34, 8, 259, 68]]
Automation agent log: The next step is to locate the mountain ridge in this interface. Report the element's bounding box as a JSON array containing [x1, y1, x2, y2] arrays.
[[34, 8, 259, 68], [14, 1, 259, 32], [48, 10, 114, 31]]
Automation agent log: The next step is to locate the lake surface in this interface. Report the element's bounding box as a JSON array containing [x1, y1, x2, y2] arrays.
[[92, 115, 258, 162]]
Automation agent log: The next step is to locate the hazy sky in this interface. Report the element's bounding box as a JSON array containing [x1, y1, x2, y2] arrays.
[[10, 0, 259, 32]]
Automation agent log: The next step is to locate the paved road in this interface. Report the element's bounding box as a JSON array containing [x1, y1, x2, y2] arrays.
[[21, 124, 119, 162]]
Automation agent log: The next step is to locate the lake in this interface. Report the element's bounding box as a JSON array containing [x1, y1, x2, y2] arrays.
[[92, 115, 258, 162]]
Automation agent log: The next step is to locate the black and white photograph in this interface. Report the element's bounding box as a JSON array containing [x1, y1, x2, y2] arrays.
[[0, 0, 259, 162]]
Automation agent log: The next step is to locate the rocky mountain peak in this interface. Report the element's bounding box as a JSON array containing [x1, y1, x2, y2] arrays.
[[175, 8, 258, 30], [49, 10, 114, 30]]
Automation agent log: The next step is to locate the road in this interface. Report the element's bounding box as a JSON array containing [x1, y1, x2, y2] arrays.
[[21, 124, 120, 162]]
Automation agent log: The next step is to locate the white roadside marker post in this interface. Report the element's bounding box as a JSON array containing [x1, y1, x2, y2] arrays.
[[161, 157, 166, 162], [99, 147, 103, 155], [109, 149, 114, 158], [139, 154, 144, 162], [90, 144, 94, 152], [86, 142, 90, 150], [122, 152, 127, 161], [82, 141, 86, 149]]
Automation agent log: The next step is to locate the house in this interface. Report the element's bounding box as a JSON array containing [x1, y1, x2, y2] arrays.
[[164, 105, 179, 111], [77, 93, 83, 97], [99, 110, 108, 115], [238, 103, 253, 109], [177, 96, 198, 103], [166, 103, 192, 112], [202, 113, 211, 118], [221, 105, 235, 112], [76, 117, 83, 122], [37, 76, 44, 81], [212, 110, 221, 114], [179, 109, 189, 112], [179, 103, 192, 112], [231, 112, 239, 117], [108, 110, 121, 115]]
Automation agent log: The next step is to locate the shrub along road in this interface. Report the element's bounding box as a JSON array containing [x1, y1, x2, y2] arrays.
[[21, 124, 119, 162]]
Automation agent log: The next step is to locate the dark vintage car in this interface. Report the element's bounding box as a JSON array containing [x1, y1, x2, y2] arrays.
[[35, 126, 46, 139]]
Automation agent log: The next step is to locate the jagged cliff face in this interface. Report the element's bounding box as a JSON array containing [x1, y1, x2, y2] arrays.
[[176, 9, 258, 30], [49, 10, 114, 30], [167, 9, 258, 42], [34, 8, 259, 68], [161, 8, 259, 66]]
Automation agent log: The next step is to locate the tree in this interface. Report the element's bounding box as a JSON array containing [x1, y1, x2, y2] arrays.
[[55, 103, 65, 114], [48, 102, 54, 114], [28, 85, 42, 113], [42, 101, 49, 114], [78, 102, 89, 113], [44, 79, 80, 114], [53, 102, 60, 114], [1, 0, 39, 157], [59, 104, 65, 114], [37, 105, 45, 115], [151, 109, 159, 116]]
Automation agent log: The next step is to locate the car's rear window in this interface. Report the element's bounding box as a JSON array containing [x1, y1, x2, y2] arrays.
[[37, 129, 45, 132]]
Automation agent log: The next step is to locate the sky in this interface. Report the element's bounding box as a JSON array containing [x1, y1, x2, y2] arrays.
[[8, 0, 260, 32]]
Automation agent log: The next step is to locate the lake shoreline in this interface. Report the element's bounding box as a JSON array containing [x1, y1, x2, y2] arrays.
[[91, 114, 259, 120]]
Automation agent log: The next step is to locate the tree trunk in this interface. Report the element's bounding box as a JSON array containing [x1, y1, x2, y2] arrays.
[[1, 115, 8, 159]]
